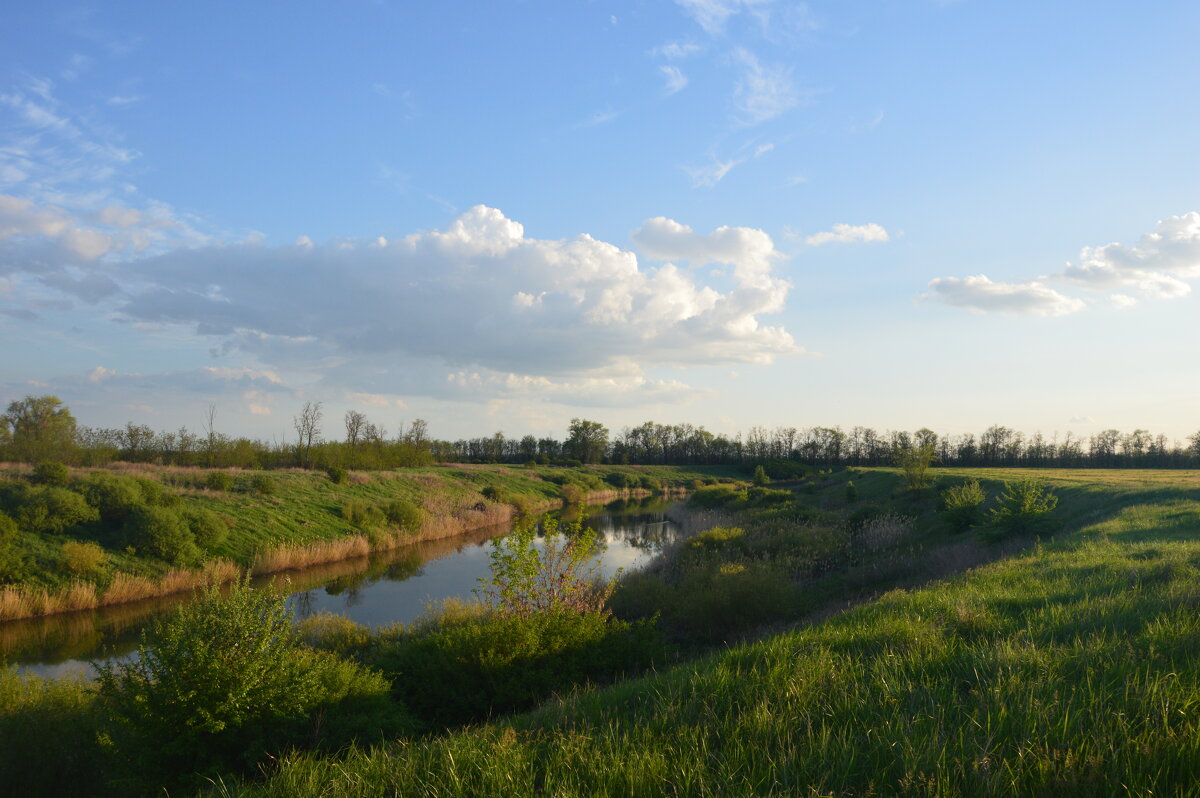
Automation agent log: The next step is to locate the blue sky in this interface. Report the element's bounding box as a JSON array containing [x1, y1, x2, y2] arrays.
[[2, 1, 1198, 443]]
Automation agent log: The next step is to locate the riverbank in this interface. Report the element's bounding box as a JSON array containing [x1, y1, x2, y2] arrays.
[[0, 463, 732, 622]]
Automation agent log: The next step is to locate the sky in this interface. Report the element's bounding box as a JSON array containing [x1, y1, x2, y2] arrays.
[[1, 0, 1198, 444]]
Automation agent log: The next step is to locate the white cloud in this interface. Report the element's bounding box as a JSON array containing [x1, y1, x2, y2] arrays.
[[684, 156, 742, 187], [926, 275, 1084, 316], [1061, 212, 1200, 299], [804, 222, 890, 246], [660, 65, 689, 95], [676, 0, 772, 35], [107, 206, 798, 402], [1109, 293, 1138, 309], [731, 48, 798, 125], [650, 41, 703, 59]]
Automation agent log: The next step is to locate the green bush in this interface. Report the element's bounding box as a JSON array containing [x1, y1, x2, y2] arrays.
[[185, 507, 228, 550], [0, 512, 24, 581], [638, 474, 662, 491], [62, 540, 106, 576], [560, 483, 584, 504], [604, 472, 636, 489], [752, 465, 769, 486], [297, 612, 374, 659], [324, 465, 348, 485], [481, 485, 509, 503], [205, 471, 234, 492], [31, 461, 70, 487], [845, 480, 859, 503], [122, 505, 199, 564], [988, 479, 1059, 536], [689, 525, 747, 553], [941, 479, 987, 532], [341, 499, 384, 529], [376, 608, 665, 727], [97, 580, 408, 789], [383, 499, 424, 532], [74, 473, 147, 525], [690, 484, 743, 508], [11, 486, 99, 534], [248, 473, 275, 495]]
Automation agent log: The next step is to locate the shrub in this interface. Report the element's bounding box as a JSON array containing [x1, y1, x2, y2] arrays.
[[942, 478, 987, 532], [383, 499, 424, 533], [297, 612, 373, 659], [844, 480, 859, 503], [74, 473, 147, 525], [185, 507, 229, 550], [894, 443, 937, 491], [752, 465, 769, 486], [341, 499, 383, 529], [478, 519, 612, 617], [62, 540, 106, 576], [989, 479, 1059, 536], [97, 580, 407, 789], [638, 474, 662, 491], [123, 505, 199, 564], [0, 512, 24, 580], [690, 484, 742, 509], [376, 608, 665, 727], [11, 486, 99, 534], [481, 485, 509, 504], [689, 525, 747, 553], [248, 473, 275, 495], [324, 465, 348, 485], [560, 483, 584, 504], [31, 462, 70, 487], [205, 471, 234, 492]]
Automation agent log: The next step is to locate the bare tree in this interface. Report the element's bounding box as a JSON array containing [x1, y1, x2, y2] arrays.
[[201, 404, 218, 467], [293, 401, 323, 467], [344, 410, 367, 446]]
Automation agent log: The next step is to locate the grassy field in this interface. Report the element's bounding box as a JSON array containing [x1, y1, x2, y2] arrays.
[[214, 467, 1200, 797], [0, 462, 736, 620]]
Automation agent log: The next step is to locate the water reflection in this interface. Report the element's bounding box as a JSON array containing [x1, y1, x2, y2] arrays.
[[6, 498, 682, 677]]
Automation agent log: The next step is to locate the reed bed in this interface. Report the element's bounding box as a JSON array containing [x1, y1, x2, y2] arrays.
[[250, 536, 371, 574]]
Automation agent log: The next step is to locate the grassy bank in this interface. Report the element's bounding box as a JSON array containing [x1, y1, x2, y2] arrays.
[[0, 462, 732, 621], [213, 467, 1200, 796]]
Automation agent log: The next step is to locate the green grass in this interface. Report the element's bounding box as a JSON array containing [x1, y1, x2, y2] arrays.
[[216, 469, 1200, 796], [1, 463, 727, 595]]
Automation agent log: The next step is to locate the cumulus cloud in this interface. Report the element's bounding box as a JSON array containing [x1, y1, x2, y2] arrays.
[[109, 206, 797, 400], [925, 275, 1084, 317], [1061, 212, 1200, 299], [804, 222, 889, 246]]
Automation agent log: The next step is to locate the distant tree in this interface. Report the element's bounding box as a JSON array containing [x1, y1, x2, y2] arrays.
[[894, 442, 937, 491], [1188, 431, 1200, 459], [3, 395, 78, 463], [344, 410, 367, 446], [566, 418, 608, 464], [293, 401, 323, 467]]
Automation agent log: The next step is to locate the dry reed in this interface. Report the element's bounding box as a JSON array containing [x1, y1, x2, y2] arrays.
[[250, 536, 371, 574]]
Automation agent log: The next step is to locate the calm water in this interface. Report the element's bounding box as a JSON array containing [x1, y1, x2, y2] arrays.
[[5, 499, 683, 678]]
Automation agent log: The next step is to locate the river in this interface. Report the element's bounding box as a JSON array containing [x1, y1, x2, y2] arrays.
[[4, 498, 683, 678]]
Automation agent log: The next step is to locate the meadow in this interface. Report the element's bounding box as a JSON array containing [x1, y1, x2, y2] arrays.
[[2, 465, 1198, 796]]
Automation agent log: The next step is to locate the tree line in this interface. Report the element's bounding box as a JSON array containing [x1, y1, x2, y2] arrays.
[[3, 395, 1199, 470]]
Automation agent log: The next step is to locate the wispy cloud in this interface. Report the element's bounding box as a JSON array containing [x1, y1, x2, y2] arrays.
[[731, 48, 798, 125], [660, 65, 689, 95], [649, 41, 703, 60], [676, 0, 772, 36]]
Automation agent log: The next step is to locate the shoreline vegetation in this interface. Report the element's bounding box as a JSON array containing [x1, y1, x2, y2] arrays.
[[0, 461, 709, 623]]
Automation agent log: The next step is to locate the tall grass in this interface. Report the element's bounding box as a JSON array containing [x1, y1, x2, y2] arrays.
[[219, 475, 1200, 797]]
